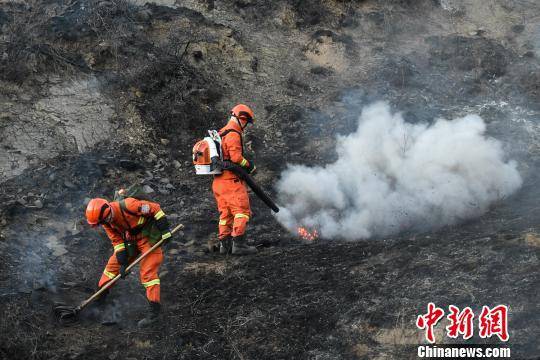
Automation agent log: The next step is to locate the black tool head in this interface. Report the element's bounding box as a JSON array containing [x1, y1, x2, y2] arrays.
[[52, 303, 79, 325]]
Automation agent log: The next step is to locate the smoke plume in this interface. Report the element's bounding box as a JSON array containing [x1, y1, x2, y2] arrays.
[[276, 102, 522, 240]]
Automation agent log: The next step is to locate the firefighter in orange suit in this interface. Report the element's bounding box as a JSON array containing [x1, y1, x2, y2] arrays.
[[212, 104, 257, 255], [85, 196, 171, 327]]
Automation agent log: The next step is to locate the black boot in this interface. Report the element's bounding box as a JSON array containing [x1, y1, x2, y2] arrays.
[[137, 301, 161, 328], [231, 235, 256, 255], [219, 236, 232, 254], [207, 237, 220, 253]]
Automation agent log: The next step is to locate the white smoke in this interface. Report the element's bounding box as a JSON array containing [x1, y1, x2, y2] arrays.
[[276, 102, 522, 240]]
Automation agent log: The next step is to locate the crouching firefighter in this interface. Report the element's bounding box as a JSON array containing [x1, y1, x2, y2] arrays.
[[194, 104, 258, 255], [85, 194, 172, 327]]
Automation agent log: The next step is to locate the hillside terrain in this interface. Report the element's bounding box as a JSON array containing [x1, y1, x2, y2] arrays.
[[0, 0, 539, 359]]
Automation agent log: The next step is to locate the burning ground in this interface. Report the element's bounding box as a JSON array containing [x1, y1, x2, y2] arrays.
[[1, 0, 540, 359]]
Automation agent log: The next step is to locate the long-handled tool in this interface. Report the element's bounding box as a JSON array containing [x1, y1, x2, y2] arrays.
[[53, 223, 184, 324]]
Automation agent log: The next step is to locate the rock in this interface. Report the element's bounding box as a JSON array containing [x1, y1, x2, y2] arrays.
[[160, 138, 170, 145], [511, 24, 525, 34], [98, 0, 112, 6], [83, 197, 91, 205], [53, 247, 68, 257], [160, 178, 170, 184], [34, 199, 43, 208], [143, 185, 154, 194], [136, 9, 152, 22], [165, 183, 175, 189], [64, 180, 76, 189], [147, 152, 158, 163], [173, 160, 182, 169], [17, 198, 27, 205], [524, 233, 540, 247], [168, 249, 179, 255], [119, 159, 142, 171], [158, 188, 170, 195]]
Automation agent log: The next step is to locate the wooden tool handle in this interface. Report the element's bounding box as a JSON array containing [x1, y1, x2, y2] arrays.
[[78, 224, 184, 310]]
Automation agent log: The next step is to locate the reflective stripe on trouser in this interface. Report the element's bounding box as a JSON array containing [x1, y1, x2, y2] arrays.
[[98, 237, 163, 303], [212, 177, 251, 238], [218, 217, 232, 240]]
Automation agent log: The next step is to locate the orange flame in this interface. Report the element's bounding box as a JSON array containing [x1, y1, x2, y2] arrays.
[[297, 226, 319, 241]]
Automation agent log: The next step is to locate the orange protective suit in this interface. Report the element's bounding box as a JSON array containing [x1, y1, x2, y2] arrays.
[[97, 198, 165, 303], [212, 118, 252, 240]]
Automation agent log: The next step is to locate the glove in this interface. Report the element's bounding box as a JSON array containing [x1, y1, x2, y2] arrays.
[[247, 163, 257, 175], [116, 250, 129, 279], [245, 161, 256, 174], [161, 230, 172, 245], [155, 215, 172, 245], [120, 264, 128, 279]]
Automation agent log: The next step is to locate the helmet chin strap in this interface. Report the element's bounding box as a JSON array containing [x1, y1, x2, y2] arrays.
[[101, 205, 113, 224], [107, 205, 114, 223], [233, 115, 247, 130]]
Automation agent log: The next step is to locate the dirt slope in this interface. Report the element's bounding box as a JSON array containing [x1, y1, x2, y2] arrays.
[[0, 0, 539, 359]]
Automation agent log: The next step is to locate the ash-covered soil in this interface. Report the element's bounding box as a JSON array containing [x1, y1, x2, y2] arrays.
[[1, 0, 539, 359]]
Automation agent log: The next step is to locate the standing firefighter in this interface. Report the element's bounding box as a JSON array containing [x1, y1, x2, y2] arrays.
[[212, 104, 257, 255], [85, 194, 171, 327]]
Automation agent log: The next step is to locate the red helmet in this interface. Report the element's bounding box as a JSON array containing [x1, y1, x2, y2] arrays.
[[86, 198, 111, 226], [231, 104, 255, 123]]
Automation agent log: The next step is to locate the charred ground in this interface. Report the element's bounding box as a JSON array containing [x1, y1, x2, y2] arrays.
[[0, 0, 539, 359]]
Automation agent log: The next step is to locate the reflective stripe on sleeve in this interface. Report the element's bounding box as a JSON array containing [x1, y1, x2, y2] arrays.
[[103, 270, 116, 279], [114, 243, 125, 252], [219, 219, 228, 225], [154, 210, 165, 220], [240, 158, 248, 167], [137, 217, 146, 226], [142, 279, 160, 288], [234, 213, 250, 220]]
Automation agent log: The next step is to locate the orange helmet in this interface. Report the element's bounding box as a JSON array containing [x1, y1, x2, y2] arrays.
[[231, 104, 255, 123], [86, 198, 111, 226]]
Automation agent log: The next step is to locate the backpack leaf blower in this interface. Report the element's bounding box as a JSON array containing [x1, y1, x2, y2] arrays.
[[193, 131, 279, 213]]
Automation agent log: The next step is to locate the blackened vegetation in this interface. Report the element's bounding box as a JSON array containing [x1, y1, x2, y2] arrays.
[[1, 0, 540, 359], [427, 36, 511, 80], [0, 0, 223, 137], [1, 226, 538, 359], [129, 58, 223, 135]]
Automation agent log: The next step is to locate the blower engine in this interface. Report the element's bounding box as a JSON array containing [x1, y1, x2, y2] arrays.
[[192, 130, 223, 175]]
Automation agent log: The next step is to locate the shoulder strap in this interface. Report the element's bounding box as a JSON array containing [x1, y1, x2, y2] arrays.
[[220, 129, 244, 155], [120, 199, 139, 216], [118, 200, 136, 230], [220, 129, 242, 137]]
